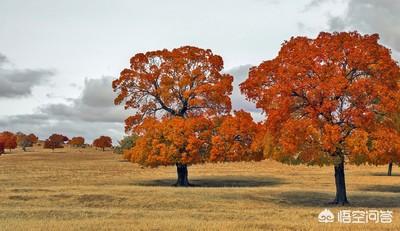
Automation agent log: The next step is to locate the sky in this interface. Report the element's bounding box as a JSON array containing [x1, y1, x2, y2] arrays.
[[0, 0, 399, 143]]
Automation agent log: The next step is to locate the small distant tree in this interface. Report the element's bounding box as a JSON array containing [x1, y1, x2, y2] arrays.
[[0, 131, 17, 152], [114, 135, 138, 154], [44, 134, 68, 151], [68, 136, 85, 148], [16, 132, 34, 151], [93, 136, 112, 151], [27, 133, 39, 145]]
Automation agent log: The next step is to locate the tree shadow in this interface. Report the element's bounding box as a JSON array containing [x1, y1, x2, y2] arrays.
[[370, 172, 400, 177], [274, 191, 400, 208], [361, 185, 400, 193], [133, 176, 285, 188]]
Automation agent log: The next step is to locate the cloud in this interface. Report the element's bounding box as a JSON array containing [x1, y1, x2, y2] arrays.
[[0, 76, 130, 143], [327, 0, 400, 54], [0, 53, 54, 98], [39, 76, 130, 123], [0, 53, 8, 66]]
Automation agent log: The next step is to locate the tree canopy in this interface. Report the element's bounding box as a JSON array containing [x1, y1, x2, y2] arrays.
[[112, 46, 233, 132], [0, 131, 17, 152], [44, 134, 68, 150], [241, 32, 400, 166], [69, 136, 85, 147]]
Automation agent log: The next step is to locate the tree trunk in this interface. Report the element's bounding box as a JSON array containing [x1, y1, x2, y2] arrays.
[[388, 162, 393, 176], [331, 158, 349, 205], [175, 163, 191, 187]]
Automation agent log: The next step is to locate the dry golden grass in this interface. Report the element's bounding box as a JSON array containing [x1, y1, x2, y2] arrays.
[[0, 147, 400, 230]]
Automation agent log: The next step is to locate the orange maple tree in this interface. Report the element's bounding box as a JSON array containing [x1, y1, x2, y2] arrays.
[[69, 136, 85, 147], [93, 136, 112, 151], [113, 46, 235, 186], [44, 134, 68, 151], [0, 131, 17, 152], [241, 32, 400, 205]]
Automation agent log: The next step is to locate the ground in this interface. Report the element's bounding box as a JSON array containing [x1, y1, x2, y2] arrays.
[[0, 148, 399, 230]]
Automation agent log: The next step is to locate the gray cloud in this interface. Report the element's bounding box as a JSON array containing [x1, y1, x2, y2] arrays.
[[0, 76, 130, 143], [0, 53, 8, 66], [81, 77, 116, 107], [328, 0, 400, 53], [0, 53, 54, 98], [39, 76, 130, 123]]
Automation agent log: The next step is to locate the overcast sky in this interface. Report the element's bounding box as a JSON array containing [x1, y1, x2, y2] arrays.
[[0, 0, 399, 143]]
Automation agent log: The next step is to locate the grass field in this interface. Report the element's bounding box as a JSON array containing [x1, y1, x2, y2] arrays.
[[0, 148, 400, 230]]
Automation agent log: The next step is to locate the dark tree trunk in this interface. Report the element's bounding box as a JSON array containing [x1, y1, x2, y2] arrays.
[[331, 158, 349, 205], [388, 162, 393, 176], [175, 163, 191, 187]]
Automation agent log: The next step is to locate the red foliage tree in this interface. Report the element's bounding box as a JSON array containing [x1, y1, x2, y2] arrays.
[[0, 131, 17, 152], [69, 136, 85, 147], [44, 134, 68, 151], [113, 46, 234, 186], [241, 32, 400, 205], [93, 136, 112, 151]]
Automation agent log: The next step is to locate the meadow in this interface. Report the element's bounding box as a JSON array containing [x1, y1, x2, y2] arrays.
[[0, 147, 399, 230]]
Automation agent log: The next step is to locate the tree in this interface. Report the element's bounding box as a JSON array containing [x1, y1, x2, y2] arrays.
[[114, 135, 138, 154], [44, 134, 68, 151], [113, 46, 233, 186], [27, 133, 39, 145], [240, 32, 400, 205], [93, 136, 112, 151], [16, 132, 35, 151], [69, 136, 85, 148], [0, 131, 17, 152]]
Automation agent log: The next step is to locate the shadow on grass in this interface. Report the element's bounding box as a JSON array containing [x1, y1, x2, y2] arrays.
[[275, 191, 400, 208], [370, 172, 400, 177], [133, 176, 284, 188], [361, 185, 400, 193]]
